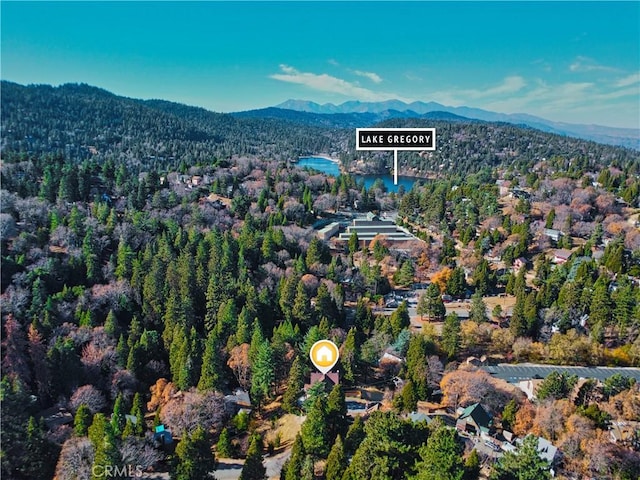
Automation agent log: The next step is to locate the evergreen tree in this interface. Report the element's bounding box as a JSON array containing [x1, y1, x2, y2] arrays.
[[394, 260, 415, 287], [536, 371, 578, 401], [446, 267, 467, 298], [354, 298, 374, 333], [198, 329, 224, 392], [110, 392, 126, 437], [420, 284, 445, 321], [469, 292, 488, 323], [348, 231, 360, 256], [282, 356, 305, 413], [292, 281, 313, 328], [545, 208, 556, 229], [300, 455, 314, 480], [250, 340, 275, 408], [344, 415, 365, 456], [240, 435, 266, 480], [172, 426, 217, 480], [398, 380, 418, 412], [411, 425, 464, 480], [589, 275, 612, 330], [326, 383, 348, 441], [490, 435, 551, 480], [510, 290, 527, 338], [314, 283, 339, 326], [390, 301, 411, 339], [283, 434, 305, 480], [405, 334, 436, 399], [130, 392, 145, 436], [216, 427, 233, 459], [341, 328, 359, 383], [300, 396, 329, 457], [324, 435, 346, 480], [441, 312, 461, 359], [501, 399, 518, 431], [89, 413, 121, 480], [74, 403, 92, 436], [464, 449, 481, 480], [18, 417, 59, 480], [472, 258, 493, 295]]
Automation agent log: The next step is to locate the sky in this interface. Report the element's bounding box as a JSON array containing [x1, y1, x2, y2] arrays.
[[2, 1, 639, 129]]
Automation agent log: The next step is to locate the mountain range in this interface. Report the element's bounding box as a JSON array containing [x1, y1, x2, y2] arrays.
[[267, 99, 639, 150]]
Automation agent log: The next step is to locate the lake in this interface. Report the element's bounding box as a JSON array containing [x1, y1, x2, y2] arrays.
[[296, 156, 422, 193]]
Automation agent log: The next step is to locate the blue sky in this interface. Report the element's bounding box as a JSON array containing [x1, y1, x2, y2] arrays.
[[2, 1, 639, 128]]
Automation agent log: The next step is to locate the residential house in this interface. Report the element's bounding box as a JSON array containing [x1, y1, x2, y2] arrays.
[[153, 424, 174, 447], [513, 257, 528, 271], [304, 372, 340, 392], [536, 436, 560, 466], [553, 249, 573, 264], [544, 229, 563, 243], [456, 403, 493, 437]]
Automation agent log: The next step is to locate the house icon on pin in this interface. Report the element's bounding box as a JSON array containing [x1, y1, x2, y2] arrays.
[[310, 340, 340, 374], [316, 345, 334, 363]]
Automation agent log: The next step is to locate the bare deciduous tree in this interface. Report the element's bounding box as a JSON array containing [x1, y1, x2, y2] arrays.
[[55, 437, 94, 480]]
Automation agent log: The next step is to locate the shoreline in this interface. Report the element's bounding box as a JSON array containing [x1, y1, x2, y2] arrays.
[[298, 154, 340, 164]]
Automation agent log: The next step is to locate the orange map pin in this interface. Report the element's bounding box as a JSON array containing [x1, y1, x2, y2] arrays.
[[309, 340, 340, 374]]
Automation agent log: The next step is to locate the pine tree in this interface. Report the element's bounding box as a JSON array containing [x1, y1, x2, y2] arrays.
[[446, 267, 467, 298], [293, 281, 313, 328], [464, 449, 481, 480], [589, 275, 612, 329], [19, 417, 59, 480], [348, 231, 360, 256], [441, 312, 461, 359], [400, 380, 418, 412], [324, 434, 346, 480], [510, 288, 527, 338], [282, 356, 305, 413], [341, 328, 359, 383], [74, 403, 92, 436], [130, 392, 145, 436], [198, 329, 224, 392], [216, 427, 233, 458], [390, 301, 410, 338], [300, 396, 329, 457], [344, 415, 365, 456], [326, 384, 348, 441], [110, 393, 126, 437], [490, 435, 551, 480], [239, 435, 266, 480], [469, 292, 488, 323], [411, 425, 464, 480], [89, 413, 121, 480], [284, 434, 305, 480], [250, 340, 275, 408], [420, 284, 445, 321], [172, 426, 217, 480]]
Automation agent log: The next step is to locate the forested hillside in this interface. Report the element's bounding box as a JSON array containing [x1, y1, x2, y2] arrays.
[[2, 81, 638, 178]]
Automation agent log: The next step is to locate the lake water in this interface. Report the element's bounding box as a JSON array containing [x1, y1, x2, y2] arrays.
[[297, 156, 422, 193]]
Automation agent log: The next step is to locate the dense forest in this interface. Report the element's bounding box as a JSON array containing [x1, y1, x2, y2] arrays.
[[1, 81, 639, 480]]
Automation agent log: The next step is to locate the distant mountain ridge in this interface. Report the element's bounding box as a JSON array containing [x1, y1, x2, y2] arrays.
[[275, 99, 640, 150], [232, 107, 471, 129]]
